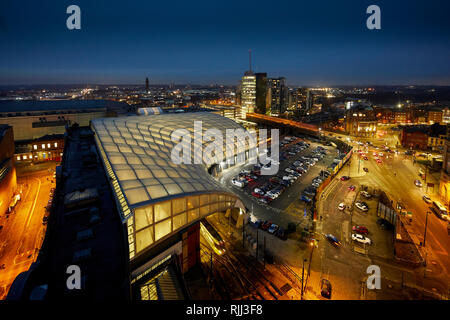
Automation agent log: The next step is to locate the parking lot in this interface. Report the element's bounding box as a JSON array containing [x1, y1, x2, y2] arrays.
[[217, 135, 340, 250]]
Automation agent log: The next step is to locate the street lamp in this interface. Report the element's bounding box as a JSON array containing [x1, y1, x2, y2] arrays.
[[301, 258, 307, 300]]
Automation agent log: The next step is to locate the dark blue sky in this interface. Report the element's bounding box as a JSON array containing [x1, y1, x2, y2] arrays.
[[1, 0, 449, 86]]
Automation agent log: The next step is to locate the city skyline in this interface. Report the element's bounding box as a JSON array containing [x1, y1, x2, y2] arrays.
[[1, 0, 450, 86]]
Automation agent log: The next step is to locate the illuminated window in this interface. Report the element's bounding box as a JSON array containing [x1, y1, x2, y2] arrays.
[[54, 142, 58, 148], [33, 145, 37, 150], [42, 144, 45, 149], [47, 143, 51, 148], [17, 156, 20, 161], [23, 155, 27, 160]]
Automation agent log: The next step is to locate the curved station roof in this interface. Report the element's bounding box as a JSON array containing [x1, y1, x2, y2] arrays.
[[91, 112, 248, 259]]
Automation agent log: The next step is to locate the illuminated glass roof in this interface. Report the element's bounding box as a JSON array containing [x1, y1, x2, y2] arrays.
[[91, 112, 247, 220]]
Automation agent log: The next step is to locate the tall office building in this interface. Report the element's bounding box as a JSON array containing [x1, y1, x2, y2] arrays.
[[145, 77, 149, 93], [240, 51, 256, 119], [267, 77, 288, 115], [255, 73, 268, 114]]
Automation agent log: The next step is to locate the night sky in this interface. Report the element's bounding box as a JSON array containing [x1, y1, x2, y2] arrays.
[[1, 0, 449, 86]]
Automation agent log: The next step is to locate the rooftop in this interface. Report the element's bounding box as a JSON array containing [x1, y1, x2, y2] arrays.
[[18, 126, 129, 300], [92, 112, 243, 220], [0, 99, 128, 113]]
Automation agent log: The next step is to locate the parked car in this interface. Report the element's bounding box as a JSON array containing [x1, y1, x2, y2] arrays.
[[340, 176, 350, 181], [351, 233, 371, 245], [252, 219, 263, 229], [268, 224, 279, 234], [231, 178, 246, 188], [352, 225, 368, 234], [320, 279, 332, 299], [275, 227, 288, 240], [261, 221, 272, 230], [269, 177, 282, 184], [301, 195, 312, 203], [251, 191, 264, 198], [338, 203, 346, 211], [266, 190, 281, 199], [348, 185, 356, 191], [414, 180, 422, 187], [363, 167, 368, 172], [258, 197, 270, 204], [303, 189, 316, 196], [355, 201, 368, 212], [422, 195, 432, 204], [361, 191, 372, 198]]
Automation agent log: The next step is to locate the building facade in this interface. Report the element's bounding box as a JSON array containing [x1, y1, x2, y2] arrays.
[[15, 134, 65, 163], [0, 125, 17, 217], [439, 139, 450, 208], [427, 110, 443, 124], [254, 73, 268, 114], [344, 105, 377, 137], [267, 77, 288, 115], [400, 127, 429, 149], [0, 100, 126, 141], [240, 71, 256, 119]]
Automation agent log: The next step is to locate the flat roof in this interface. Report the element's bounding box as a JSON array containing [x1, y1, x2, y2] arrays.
[[0, 99, 127, 113]]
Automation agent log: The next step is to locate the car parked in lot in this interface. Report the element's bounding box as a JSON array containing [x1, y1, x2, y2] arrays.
[[261, 220, 272, 231], [303, 189, 316, 197], [252, 219, 263, 229], [352, 225, 368, 234], [275, 227, 287, 240], [338, 203, 346, 211], [351, 233, 371, 245], [363, 167, 368, 172], [231, 178, 246, 188], [285, 168, 295, 174], [355, 201, 368, 212], [301, 194, 312, 203], [340, 176, 350, 181], [361, 191, 372, 198], [348, 185, 356, 191], [268, 224, 279, 234], [252, 190, 265, 198], [266, 190, 281, 200]]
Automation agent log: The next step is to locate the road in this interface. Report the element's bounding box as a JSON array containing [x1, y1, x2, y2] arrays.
[[307, 136, 450, 299], [0, 164, 55, 299]]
